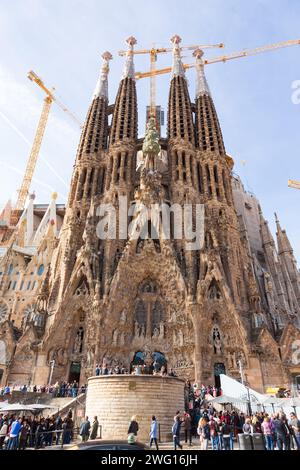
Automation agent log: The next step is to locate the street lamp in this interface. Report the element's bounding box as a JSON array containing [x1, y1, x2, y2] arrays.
[[237, 358, 252, 416]]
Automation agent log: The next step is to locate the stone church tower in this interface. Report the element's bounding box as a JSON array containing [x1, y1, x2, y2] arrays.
[[2, 36, 300, 393]]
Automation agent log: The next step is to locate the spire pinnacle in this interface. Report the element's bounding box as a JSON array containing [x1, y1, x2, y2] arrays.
[[193, 48, 211, 98], [170, 35, 186, 79], [122, 36, 137, 80], [93, 51, 113, 100], [274, 212, 282, 232]]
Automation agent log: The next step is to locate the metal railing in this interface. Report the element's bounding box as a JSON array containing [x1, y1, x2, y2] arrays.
[[1, 425, 103, 450]]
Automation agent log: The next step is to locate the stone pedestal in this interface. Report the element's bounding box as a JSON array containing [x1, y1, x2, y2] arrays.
[[86, 375, 185, 442]]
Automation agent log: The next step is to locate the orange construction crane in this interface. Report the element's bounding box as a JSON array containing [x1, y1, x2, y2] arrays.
[[135, 38, 300, 80], [119, 42, 224, 118], [288, 180, 300, 190], [15, 71, 82, 211]]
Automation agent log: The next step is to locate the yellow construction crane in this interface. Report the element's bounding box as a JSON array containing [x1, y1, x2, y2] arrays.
[[135, 38, 300, 80], [15, 71, 82, 211], [119, 42, 224, 118], [288, 180, 300, 190]]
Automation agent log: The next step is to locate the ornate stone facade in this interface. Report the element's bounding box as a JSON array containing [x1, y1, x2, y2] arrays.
[[1, 36, 300, 394]]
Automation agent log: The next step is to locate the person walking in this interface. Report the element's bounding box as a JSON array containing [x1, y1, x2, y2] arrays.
[[149, 416, 159, 450], [172, 415, 183, 450], [90, 416, 99, 440], [128, 416, 139, 444], [79, 416, 91, 442]]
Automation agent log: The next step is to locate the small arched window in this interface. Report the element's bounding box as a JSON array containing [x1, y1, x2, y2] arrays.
[[37, 265, 45, 276]]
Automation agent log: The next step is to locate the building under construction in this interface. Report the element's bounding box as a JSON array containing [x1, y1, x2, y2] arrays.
[[0, 36, 300, 396]]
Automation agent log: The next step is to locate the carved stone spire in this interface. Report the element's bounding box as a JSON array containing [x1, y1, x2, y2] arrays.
[[170, 35, 186, 79], [93, 51, 113, 100], [275, 212, 294, 254], [122, 36, 137, 80], [193, 49, 211, 98]]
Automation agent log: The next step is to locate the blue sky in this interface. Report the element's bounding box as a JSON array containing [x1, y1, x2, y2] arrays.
[[0, 0, 299, 259]]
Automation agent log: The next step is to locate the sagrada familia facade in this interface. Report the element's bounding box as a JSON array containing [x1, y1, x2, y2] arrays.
[[0, 36, 300, 394]]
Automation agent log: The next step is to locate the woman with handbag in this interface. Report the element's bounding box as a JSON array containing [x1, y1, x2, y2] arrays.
[[128, 416, 139, 444]]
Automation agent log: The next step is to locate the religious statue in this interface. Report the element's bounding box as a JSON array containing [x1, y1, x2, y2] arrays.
[[112, 329, 118, 346], [159, 322, 165, 339], [73, 329, 83, 354], [178, 330, 184, 347], [213, 327, 222, 355], [120, 310, 127, 325], [134, 321, 139, 338], [140, 324, 145, 338], [152, 327, 159, 338]]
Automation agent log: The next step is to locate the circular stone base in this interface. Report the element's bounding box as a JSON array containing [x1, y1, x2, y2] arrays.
[[86, 375, 185, 442]]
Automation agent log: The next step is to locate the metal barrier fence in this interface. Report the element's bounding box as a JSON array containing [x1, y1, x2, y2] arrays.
[[1, 425, 103, 450]]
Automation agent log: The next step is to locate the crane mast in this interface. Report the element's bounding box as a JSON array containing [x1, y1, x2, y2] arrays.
[[15, 96, 52, 210], [14, 71, 82, 214]]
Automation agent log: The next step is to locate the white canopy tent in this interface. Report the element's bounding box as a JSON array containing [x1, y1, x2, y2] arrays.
[[220, 374, 300, 415]]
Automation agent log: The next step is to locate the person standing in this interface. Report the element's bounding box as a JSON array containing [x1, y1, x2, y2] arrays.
[[172, 416, 183, 450], [55, 414, 63, 445], [19, 420, 30, 450], [183, 412, 192, 446], [197, 417, 210, 450], [242, 418, 253, 435], [90, 416, 99, 440], [289, 412, 300, 450], [273, 413, 288, 450], [149, 416, 159, 450], [0, 419, 8, 449], [95, 364, 101, 376], [261, 417, 274, 450], [7, 417, 22, 450], [128, 416, 139, 444], [208, 415, 219, 450], [220, 421, 232, 450], [79, 416, 91, 442]]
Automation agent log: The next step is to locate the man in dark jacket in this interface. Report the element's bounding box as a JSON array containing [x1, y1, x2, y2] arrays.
[[183, 412, 192, 446], [79, 416, 91, 442], [273, 414, 288, 450], [55, 414, 63, 445], [173, 416, 183, 450]]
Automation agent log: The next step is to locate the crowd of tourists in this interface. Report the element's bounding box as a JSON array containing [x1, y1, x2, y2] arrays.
[[0, 410, 75, 450], [0, 382, 87, 398], [95, 362, 178, 377], [125, 408, 300, 451], [192, 408, 300, 450]]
